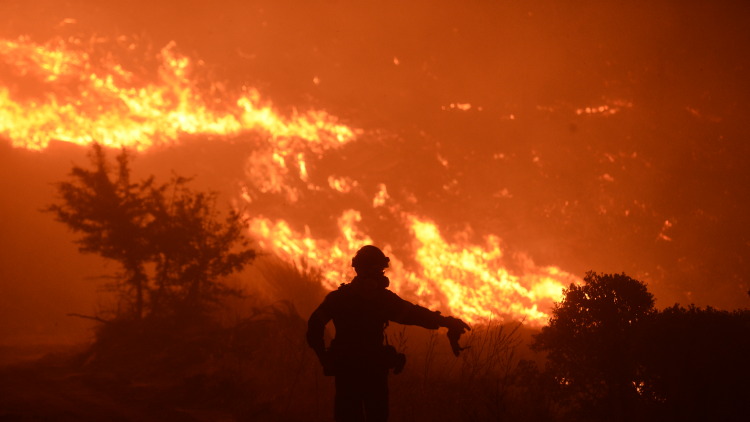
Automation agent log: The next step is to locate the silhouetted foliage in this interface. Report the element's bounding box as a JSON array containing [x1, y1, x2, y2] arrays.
[[533, 271, 655, 421], [47, 144, 255, 320], [533, 272, 750, 421], [509, 360, 565, 422], [637, 304, 750, 421]]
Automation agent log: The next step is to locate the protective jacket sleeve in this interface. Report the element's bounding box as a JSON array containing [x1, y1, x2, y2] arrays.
[[385, 291, 447, 329]]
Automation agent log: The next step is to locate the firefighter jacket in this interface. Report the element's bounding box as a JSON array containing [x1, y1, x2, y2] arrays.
[[306, 274, 446, 368]]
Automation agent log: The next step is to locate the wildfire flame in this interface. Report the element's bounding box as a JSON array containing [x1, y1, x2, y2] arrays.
[[1, 35, 579, 325], [0, 36, 356, 151], [250, 209, 575, 325]]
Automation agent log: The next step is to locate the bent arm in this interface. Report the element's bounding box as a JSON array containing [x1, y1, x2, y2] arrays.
[[306, 299, 332, 362]]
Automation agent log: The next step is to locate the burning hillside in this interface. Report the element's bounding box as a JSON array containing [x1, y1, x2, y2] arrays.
[[2, 0, 749, 342], [1, 34, 578, 325]]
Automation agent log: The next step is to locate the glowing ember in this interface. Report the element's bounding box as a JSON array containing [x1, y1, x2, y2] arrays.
[[441, 102, 479, 111], [328, 176, 359, 193], [575, 99, 633, 116]]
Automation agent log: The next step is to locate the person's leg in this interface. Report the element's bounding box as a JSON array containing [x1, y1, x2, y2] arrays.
[[362, 370, 389, 422], [335, 372, 365, 422]]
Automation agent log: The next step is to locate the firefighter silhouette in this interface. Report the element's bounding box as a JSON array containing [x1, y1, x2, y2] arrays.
[[307, 245, 470, 422]]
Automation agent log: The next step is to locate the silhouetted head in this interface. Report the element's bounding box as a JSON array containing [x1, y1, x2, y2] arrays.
[[352, 245, 390, 276]]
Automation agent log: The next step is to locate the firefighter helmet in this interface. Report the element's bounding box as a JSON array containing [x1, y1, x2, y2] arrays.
[[351, 245, 390, 270]]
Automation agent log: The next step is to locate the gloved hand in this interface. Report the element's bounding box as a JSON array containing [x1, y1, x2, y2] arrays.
[[442, 316, 471, 356]]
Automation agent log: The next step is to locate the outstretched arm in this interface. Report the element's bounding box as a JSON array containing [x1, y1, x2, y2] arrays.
[[387, 293, 471, 356]]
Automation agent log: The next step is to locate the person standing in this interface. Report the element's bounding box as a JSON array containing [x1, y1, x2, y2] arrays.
[[307, 245, 470, 422]]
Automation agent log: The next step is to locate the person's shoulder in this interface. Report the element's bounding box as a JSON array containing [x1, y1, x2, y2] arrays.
[[381, 288, 406, 302], [317, 287, 343, 310], [326, 283, 351, 299]]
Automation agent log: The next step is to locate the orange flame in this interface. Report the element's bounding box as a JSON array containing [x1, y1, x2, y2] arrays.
[[249, 209, 576, 325], [249, 209, 373, 291], [0, 36, 356, 151], [405, 217, 574, 324]]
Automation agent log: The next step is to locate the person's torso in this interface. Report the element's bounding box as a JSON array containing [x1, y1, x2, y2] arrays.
[[329, 282, 394, 351]]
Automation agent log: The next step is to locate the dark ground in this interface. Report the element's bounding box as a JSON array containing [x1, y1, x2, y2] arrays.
[[0, 347, 233, 422]]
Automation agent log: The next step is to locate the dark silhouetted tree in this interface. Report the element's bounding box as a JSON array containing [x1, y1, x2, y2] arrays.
[[47, 144, 255, 320], [47, 145, 154, 319], [533, 271, 655, 421], [147, 179, 255, 318]]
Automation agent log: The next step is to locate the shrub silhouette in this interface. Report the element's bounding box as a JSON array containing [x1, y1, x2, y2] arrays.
[[47, 143, 255, 320]]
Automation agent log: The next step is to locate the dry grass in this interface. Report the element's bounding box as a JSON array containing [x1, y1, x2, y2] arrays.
[[3, 260, 557, 421]]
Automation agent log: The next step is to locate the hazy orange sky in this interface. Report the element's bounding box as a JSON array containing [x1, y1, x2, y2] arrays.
[[1, 0, 749, 344]]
